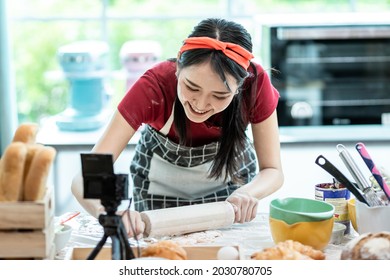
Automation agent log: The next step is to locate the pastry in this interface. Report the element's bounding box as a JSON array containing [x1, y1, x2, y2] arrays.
[[23, 146, 56, 201], [340, 231, 390, 260], [141, 240, 188, 260], [12, 123, 39, 144], [251, 240, 326, 260], [0, 142, 28, 201]]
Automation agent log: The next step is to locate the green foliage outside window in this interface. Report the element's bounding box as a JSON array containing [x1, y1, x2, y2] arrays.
[[9, 0, 390, 124]]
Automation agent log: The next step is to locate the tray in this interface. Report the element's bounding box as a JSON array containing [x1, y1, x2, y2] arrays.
[[69, 244, 243, 260]]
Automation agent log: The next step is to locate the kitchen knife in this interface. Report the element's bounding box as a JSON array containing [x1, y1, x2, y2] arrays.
[[315, 154, 368, 205], [355, 142, 390, 201]]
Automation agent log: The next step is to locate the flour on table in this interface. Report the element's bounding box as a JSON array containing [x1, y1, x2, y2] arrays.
[[165, 230, 223, 245]]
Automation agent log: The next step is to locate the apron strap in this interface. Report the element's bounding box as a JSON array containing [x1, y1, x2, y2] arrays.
[[159, 104, 175, 136]]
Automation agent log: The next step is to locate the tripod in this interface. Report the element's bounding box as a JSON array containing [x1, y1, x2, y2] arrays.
[[87, 208, 136, 260]]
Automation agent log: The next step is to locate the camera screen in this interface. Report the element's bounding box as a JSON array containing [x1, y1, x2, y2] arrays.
[[81, 153, 114, 176], [84, 178, 106, 199]]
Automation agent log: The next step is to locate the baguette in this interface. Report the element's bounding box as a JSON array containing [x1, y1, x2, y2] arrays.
[[12, 123, 39, 144], [23, 146, 56, 201], [22, 143, 44, 188], [0, 142, 28, 201]]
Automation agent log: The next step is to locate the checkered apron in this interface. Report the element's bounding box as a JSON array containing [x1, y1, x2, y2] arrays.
[[130, 108, 257, 211]]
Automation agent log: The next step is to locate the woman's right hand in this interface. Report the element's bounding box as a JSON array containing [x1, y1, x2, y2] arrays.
[[119, 210, 145, 239]]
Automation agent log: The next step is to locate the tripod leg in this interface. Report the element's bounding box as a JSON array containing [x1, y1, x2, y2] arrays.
[[87, 234, 108, 260], [110, 235, 121, 260], [118, 221, 136, 259]]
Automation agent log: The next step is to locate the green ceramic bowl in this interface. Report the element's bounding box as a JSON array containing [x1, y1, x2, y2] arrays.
[[269, 197, 335, 225]]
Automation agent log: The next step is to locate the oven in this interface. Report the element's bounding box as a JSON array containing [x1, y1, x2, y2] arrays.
[[259, 19, 390, 126]]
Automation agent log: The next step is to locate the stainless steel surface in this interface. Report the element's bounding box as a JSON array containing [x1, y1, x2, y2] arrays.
[[261, 21, 390, 127], [277, 26, 390, 40], [337, 144, 385, 206]]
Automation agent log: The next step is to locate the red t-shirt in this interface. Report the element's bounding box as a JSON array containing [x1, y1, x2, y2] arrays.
[[118, 60, 279, 146]]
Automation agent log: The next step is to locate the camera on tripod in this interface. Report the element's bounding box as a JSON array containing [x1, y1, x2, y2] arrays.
[[80, 153, 136, 260], [81, 153, 128, 214]]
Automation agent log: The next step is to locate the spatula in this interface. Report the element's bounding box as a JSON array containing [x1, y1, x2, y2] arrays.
[[315, 154, 368, 205]]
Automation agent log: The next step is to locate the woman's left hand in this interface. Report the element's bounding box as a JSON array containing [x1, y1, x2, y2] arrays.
[[227, 191, 258, 223]]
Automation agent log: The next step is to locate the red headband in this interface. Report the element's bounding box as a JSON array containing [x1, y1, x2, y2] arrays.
[[178, 37, 254, 70]]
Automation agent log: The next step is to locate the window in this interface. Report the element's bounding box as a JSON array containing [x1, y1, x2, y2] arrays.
[[9, 0, 390, 124]]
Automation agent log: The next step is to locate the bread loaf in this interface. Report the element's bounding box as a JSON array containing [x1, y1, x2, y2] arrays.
[[23, 146, 56, 201], [23, 143, 44, 186], [12, 123, 39, 144], [141, 240, 188, 260], [340, 231, 390, 260], [0, 142, 28, 201]]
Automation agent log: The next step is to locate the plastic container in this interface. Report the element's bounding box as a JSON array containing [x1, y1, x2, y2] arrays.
[[355, 199, 390, 234], [330, 222, 347, 245]]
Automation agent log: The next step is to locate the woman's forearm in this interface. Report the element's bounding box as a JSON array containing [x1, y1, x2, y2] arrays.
[[238, 167, 284, 199], [71, 171, 104, 218]]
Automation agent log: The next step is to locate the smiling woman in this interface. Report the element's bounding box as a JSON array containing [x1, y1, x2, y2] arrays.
[[69, 17, 284, 239], [177, 62, 238, 123]]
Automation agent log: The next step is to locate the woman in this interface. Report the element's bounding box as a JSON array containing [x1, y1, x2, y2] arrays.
[[72, 18, 284, 238]]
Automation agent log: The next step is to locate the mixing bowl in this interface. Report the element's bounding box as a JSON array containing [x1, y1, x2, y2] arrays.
[[270, 197, 335, 225], [347, 198, 357, 232], [269, 217, 334, 250]]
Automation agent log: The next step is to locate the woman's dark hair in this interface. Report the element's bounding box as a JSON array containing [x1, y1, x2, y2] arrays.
[[174, 18, 258, 183]]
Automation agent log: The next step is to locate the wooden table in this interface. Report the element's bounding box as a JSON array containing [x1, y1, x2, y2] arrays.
[[56, 212, 354, 260]]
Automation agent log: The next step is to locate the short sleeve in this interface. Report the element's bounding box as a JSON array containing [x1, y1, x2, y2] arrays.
[[117, 61, 177, 131], [248, 63, 280, 124]]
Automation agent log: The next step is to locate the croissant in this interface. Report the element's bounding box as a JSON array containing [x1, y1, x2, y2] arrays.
[[251, 240, 326, 260], [141, 240, 188, 260]]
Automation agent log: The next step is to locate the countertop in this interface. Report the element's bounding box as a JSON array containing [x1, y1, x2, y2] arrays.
[[37, 117, 390, 147], [56, 212, 355, 260]]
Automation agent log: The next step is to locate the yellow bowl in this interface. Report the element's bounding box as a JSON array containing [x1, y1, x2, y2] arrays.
[[347, 198, 357, 232], [269, 217, 334, 250]]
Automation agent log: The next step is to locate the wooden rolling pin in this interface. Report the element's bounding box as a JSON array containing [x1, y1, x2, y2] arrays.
[[140, 201, 235, 238]]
